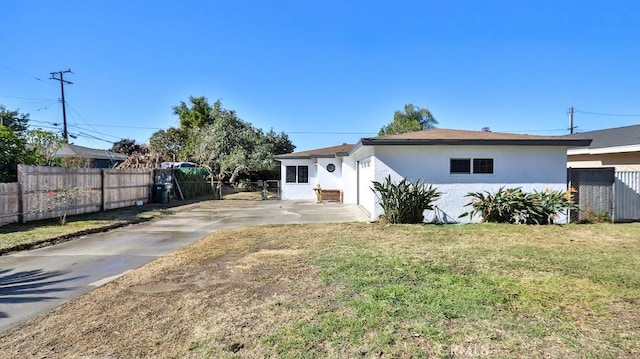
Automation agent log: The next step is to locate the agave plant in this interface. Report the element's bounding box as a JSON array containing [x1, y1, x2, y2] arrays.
[[371, 175, 441, 224]]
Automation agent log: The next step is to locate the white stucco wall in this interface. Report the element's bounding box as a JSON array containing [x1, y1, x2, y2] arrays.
[[280, 144, 571, 224], [279, 159, 316, 201], [367, 145, 570, 223], [341, 156, 358, 204], [316, 158, 343, 190]]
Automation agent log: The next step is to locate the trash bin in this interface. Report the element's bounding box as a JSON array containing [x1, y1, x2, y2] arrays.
[[152, 184, 162, 203], [159, 183, 170, 204]]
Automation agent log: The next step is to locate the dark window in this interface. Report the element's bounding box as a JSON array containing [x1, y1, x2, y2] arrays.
[[286, 165, 309, 183], [450, 159, 471, 174], [286, 166, 297, 183], [473, 159, 494, 174], [297, 166, 309, 183]]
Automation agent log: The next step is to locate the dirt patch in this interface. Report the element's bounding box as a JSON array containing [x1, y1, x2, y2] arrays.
[[0, 226, 330, 358]]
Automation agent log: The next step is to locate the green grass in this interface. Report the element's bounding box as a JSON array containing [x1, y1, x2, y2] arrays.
[[264, 223, 640, 358], [2, 221, 638, 358]]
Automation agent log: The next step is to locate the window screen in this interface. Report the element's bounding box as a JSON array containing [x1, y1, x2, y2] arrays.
[[297, 166, 309, 183], [286, 166, 297, 183], [473, 159, 494, 174], [450, 159, 471, 174]]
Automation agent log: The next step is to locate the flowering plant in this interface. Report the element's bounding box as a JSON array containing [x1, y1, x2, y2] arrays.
[[35, 186, 97, 225]]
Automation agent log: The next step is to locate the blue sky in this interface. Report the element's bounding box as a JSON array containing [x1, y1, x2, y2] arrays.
[[1, 1, 639, 152]]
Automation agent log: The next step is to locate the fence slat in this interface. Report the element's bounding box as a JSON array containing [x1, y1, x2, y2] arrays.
[[0, 183, 20, 225]]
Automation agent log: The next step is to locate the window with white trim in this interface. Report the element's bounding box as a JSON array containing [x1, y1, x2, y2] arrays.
[[286, 165, 309, 183], [450, 158, 494, 174]]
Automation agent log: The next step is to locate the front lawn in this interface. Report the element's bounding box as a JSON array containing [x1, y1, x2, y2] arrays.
[[0, 223, 638, 358]]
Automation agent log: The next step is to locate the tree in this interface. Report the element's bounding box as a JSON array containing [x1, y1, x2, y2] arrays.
[[183, 101, 295, 182], [149, 127, 187, 160], [26, 129, 65, 166], [0, 105, 30, 137], [173, 96, 219, 130], [112, 138, 144, 156], [0, 126, 31, 181], [0, 106, 36, 181], [249, 129, 295, 173], [378, 104, 438, 136]]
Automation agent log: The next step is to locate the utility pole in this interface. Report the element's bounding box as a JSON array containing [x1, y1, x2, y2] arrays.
[[50, 69, 73, 142], [568, 106, 575, 134]]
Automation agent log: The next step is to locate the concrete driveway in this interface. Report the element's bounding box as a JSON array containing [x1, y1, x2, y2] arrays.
[[0, 200, 368, 332]]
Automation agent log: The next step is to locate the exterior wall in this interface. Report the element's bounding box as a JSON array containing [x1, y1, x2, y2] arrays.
[[342, 156, 358, 204], [316, 157, 343, 190], [368, 145, 570, 223], [568, 152, 640, 171], [279, 159, 317, 201]]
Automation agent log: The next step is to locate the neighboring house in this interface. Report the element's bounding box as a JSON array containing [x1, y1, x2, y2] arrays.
[[566, 124, 640, 170], [276, 128, 591, 223], [55, 144, 128, 168]]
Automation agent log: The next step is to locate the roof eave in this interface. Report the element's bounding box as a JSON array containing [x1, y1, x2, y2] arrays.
[[360, 139, 593, 146]]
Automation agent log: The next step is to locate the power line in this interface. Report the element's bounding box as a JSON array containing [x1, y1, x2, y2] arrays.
[[0, 64, 43, 81], [0, 95, 55, 100], [574, 109, 640, 117], [68, 123, 122, 140]]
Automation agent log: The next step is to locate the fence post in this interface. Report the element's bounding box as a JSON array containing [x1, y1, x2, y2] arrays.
[[17, 164, 25, 223], [100, 169, 106, 211]]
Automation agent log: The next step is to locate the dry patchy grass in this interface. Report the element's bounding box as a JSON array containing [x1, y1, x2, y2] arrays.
[[0, 223, 639, 358]]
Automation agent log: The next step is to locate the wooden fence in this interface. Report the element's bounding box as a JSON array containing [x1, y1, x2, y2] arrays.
[[0, 165, 153, 225], [0, 183, 20, 226]]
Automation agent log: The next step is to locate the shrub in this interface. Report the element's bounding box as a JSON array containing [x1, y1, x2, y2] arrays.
[[578, 208, 611, 224], [174, 170, 213, 199], [526, 188, 579, 224], [459, 187, 527, 224], [371, 175, 441, 224], [460, 187, 577, 224], [32, 186, 96, 225]]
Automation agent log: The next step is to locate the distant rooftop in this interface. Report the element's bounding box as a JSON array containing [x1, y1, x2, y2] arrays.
[[56, 144, 128, 161], [566, 124, 640, 149]]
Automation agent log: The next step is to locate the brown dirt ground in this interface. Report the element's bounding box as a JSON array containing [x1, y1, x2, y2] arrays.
[[0, 224, 338, 358]]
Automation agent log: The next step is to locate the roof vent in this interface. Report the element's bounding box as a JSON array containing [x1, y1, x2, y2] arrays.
[[481, 127, 491, 132]]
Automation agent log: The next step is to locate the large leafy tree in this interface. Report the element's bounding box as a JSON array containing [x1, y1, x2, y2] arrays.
[[0, 126, 31, 181], [26, 129, 65, 166], [111, 138, 145, 156], [0, 105, 30, 137], [0, 106, 37, 181], [149, 127, 187, 160], [178, 98, 295, 181], [379, 104, 438, 136], [173, 96, 220, 130]]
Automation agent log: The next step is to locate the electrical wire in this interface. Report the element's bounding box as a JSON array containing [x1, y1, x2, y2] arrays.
[[574, 109, 640, 117], [0, 64, 43, 81]]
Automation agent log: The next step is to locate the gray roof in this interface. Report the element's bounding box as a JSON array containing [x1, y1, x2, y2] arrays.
[[56, 144, 128, 161], [566, 124, 640, 149]]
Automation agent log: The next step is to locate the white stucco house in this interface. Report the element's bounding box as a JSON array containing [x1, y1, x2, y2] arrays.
[[275, 128, 591, 223]]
